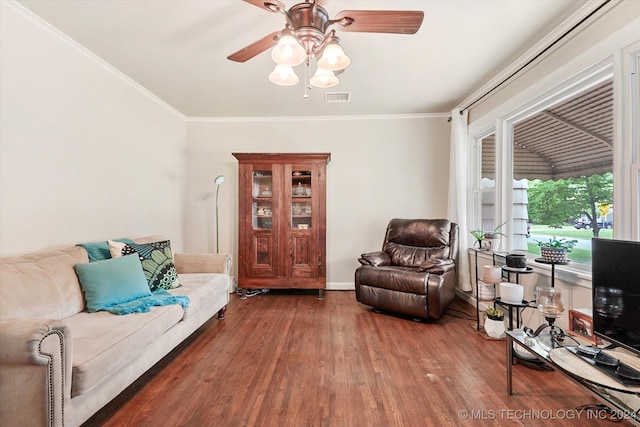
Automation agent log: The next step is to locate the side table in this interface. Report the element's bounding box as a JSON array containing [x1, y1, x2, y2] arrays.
[[495, 297, 533, 330], [534, 258, 569, 287], [506, 329, 640, 422], [501, 265, 534, 284], [472, 248, 496, 331], [495, 265, 534, 330]]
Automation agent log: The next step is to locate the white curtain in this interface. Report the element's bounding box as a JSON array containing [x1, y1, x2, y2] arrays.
[[447, 109, 472, 292]]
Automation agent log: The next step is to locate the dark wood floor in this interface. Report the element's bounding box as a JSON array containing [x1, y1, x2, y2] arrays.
[[84, 291, 633, 426]]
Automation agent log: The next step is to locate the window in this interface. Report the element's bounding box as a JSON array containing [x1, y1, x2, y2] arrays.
[[470, 131, 507, 250], [479, 133, 496, 232], [510, 77, 614, 266], [472, 65, 616, 268], [468, 34, 640, 287]]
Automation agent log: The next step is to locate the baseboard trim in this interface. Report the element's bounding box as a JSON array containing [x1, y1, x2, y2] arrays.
[[326, 282, 355, 291]]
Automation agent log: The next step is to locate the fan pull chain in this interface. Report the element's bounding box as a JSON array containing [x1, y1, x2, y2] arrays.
[[303, 60, 309, 99]]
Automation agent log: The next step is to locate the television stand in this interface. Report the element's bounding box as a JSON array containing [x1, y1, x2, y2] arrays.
[[506, 329, 640, 423]]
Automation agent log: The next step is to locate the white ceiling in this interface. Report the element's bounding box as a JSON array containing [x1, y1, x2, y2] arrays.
[[17, 0, 587, 118]]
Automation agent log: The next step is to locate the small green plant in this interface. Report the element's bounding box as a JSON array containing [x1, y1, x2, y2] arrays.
[[469, 229, 485, 243], [534, 236, 578, 253], [470, 220, 508, 247], [486, 306, 504, 321]]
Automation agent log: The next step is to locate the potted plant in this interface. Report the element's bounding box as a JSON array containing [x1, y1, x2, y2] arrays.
[[486, 306, 504, 321], [470, 220, 507, 250], [484, 306, 505, 338], [535, 236, 578, 263]]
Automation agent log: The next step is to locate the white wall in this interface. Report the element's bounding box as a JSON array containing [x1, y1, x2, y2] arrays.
[[184, 115, 451, 289], [0, 2, 186, 256], [468, 1, 640, 122], [0, 1, 452, 287]]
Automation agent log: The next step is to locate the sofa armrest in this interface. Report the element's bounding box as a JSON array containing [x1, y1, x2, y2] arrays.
[[174, 253, 232, 275], [0, 317, 71, 427], [358, 251, 391, 266]]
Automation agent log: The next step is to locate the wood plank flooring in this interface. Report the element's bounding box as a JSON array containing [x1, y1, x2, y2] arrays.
[[83, 291, 634, 426]]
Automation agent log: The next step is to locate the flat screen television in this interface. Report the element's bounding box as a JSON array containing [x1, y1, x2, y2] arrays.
[[591, 238, 640, 355]]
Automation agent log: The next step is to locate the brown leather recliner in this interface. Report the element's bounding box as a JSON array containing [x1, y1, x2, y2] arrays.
[[355, 219, 459, 320]]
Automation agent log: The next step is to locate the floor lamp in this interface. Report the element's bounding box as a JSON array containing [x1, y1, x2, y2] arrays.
[[214, 175, 225, 253]]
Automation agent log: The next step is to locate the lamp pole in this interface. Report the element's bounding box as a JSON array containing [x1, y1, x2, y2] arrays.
[[214, 175, 225, 253]]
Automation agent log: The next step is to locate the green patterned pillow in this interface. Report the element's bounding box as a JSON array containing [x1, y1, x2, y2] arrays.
[[118, 240, 181, 291]]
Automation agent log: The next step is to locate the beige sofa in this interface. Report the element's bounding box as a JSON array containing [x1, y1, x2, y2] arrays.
[[0, 236, 231, 427]]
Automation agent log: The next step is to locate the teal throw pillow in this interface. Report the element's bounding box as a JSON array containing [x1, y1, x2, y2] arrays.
[[77, 238, 135, 262], [75, 254, 152, 312], [120, 240, 181, 291]]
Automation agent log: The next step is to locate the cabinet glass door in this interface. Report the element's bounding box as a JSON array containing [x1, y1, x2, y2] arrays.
[[252, 170, 272, 230], [291, 169, 312, 230]]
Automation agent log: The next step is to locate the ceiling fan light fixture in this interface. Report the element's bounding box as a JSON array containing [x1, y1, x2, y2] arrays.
[[310, 68, 339, 88], [317, 42, 350, 71], [269, 65, 299, 86], [231, 3, 424, 97], [271, 34, 306, 66]]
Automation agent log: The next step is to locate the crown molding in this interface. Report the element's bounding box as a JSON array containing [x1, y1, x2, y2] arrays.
[[458, 0, 619, 111], [186, 113, 449, 123]]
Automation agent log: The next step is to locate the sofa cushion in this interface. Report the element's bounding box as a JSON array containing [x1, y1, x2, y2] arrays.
[[66, 273, 228, 397], [66, 304, 184, 397], [110, 240, 181, 291], [0, 246, 88, 319], [175, 273, 229, 320], [74, 255, 152, 312]]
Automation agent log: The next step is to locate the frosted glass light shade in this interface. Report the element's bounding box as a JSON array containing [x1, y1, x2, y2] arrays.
[[310, 68, 338, 88], [271, 35, 306, 66], [317, 43, 350, 71], [536, 286, 564, 318], [269, 65, 299, 86]]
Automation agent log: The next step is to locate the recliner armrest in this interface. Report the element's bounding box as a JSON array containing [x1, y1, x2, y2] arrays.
[[358, 251, 391, 266], [417, 258, 455, 274]]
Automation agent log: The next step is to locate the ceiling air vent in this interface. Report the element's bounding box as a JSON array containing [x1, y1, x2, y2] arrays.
[[325, 92, 351, 103]]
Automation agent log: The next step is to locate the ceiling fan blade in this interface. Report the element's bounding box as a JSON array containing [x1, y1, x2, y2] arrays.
[[242, 0, 285, 12], [334, 10, 424, 34], [227, 31, 280, 62]]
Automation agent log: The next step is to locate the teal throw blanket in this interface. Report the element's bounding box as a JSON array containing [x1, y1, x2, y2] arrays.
[[103, 289, 190, 315]]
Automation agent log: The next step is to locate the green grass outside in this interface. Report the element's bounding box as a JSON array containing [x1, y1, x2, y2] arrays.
[[528, 224, 613, 240]]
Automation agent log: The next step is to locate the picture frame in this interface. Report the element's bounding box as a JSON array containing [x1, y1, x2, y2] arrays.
[[568, 309, 597, 344]]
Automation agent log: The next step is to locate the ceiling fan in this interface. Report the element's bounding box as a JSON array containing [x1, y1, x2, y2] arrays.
[[227, 0, 424, 90]]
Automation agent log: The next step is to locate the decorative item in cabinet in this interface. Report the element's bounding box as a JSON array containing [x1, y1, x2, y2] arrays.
[[292, 202, 310, 215], [293, 181, 306, 196], [252, 201, 272, 230], [233, 153, 330, 298], [252, 170, 273, 199]]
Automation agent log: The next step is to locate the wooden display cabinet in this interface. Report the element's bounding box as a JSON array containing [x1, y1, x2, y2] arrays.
[[232, 153, 330, 298]]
